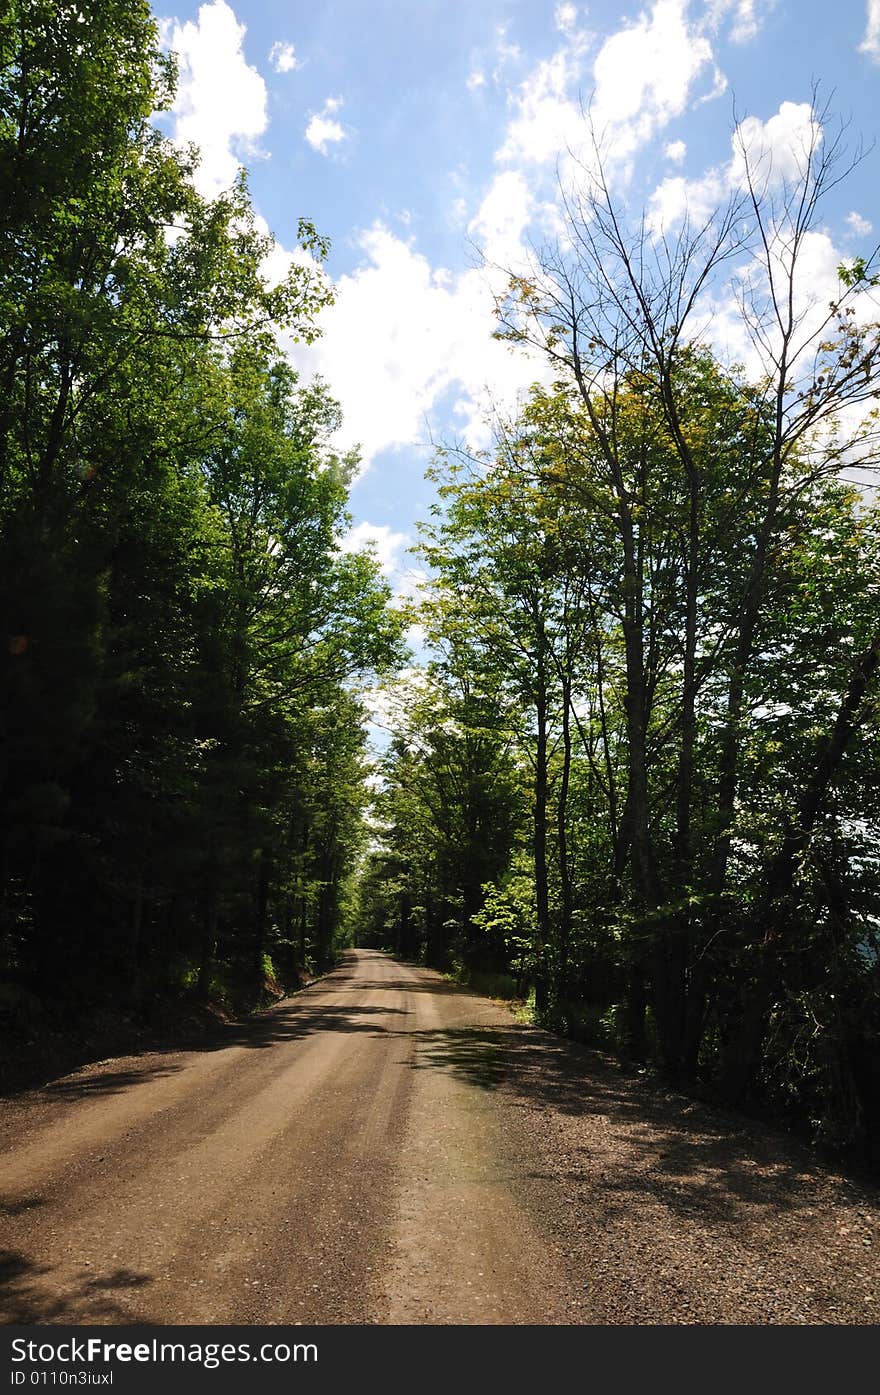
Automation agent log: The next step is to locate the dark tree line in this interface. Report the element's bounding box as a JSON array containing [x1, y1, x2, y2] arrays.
[[0, 0, 402, 1055], [359, 106, 880, 1169]]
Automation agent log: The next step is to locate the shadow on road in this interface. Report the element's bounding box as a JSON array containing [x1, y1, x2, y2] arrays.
[[404, 1022, 861, 1232], [0, 1248, 153, 1323], [0, 1196, 46, 1218], [1, 950, 406, 1100], [335, 977, 466, 996], [23, 999, 412, 1102]]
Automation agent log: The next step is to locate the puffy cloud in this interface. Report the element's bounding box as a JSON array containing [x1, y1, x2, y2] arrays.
[[468, 170, 533, 270], [847, 211, 874, 238], [268, 40, 300, 73], [730, 100, 822, 188], [492, 25, 523, 77], [648, 101, 822, 233], [498, 1, 719, 177], [497, 32, 589, 166], [338, 525, 428, 619], [162, 0, 267, 198], [339, 522, 409, 577], [640, 99, 880, 420], [647, 169, 724, 231], [758, 228, 878, 336], [665, 139, 687, 162], [860, 0, 880, 59], [295, 223, 546, 469], [247, 212, 329, 303], [305, 96, 349, 155], [592, 1, 713, 152], [464, 25, 524, 96], [301, 5, 752, 474]]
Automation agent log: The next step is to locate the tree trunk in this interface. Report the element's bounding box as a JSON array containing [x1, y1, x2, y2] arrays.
[[532, 623, 551, 1017], [557, 672, 574, 1002]]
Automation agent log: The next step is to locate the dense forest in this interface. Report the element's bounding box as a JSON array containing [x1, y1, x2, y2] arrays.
[[2, 1, 880, 1174], [359, 118, 880, 1165], [0, 0, 403, 1060]]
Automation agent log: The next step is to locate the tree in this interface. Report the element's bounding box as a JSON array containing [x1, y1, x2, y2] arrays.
[[0, 0, 403, 1034], [359, 662, 521, 972], [484, 97, 880, 1095]]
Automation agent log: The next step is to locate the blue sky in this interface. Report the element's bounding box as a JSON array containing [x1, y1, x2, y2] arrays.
[[154, 0, 880, 597]]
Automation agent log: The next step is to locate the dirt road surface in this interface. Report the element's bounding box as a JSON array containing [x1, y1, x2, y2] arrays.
[[1, 949, 878, 1324]]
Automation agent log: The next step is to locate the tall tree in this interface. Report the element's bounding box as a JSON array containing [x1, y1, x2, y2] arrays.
[[0, 0, 403, 1029]]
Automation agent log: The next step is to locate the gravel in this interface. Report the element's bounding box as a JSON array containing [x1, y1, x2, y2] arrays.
[[477, 1019, 880, 1324]]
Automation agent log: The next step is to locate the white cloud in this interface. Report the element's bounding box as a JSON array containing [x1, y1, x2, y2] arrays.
[[292, 16, 848, 495], [859, 0, 880, 59], [641, 100, 880, 458], [705, 0, 772, 45], [648, 101, 822, 233], [498, 32, 590, 166], [665, 139, 687, 162], [312, 3, 727, 476], [731, 100, 822, 189], [647, 169, 724, 231], [498, 1, 718, 176], [162, 0, 268, 198], [339, 522, 409, 577], [305, 96, 350, 155], [404, 621, 428, 653], [468, 170, 534, 269], [247, 212, 329, 303], [729, 1, 760, 42], [466, 25, 522, 93], [555, 3, 578, 33], [294, 223, 547, 469], [592, 1, 713, 151], [847, 211, 874, 238], [338, 526, 429, 618], [268, 40, 300, 73], [697, 225, 880, 400]]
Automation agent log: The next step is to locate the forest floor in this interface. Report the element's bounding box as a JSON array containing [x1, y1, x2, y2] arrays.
[[0, 948, 877, 1324]]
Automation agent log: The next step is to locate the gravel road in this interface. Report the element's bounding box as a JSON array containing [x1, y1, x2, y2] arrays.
[[0, 949, 877, 1324]]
